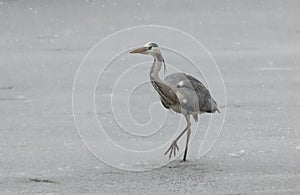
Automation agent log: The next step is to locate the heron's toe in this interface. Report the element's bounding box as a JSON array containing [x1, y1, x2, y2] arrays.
[[164, 141, 180, 159]]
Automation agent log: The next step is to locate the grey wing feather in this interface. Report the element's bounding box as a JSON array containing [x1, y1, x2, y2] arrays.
[[151, 80, 179, 109], [165, 73, 219, 113]]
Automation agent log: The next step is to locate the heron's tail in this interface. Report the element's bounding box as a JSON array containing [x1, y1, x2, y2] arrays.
[[208, 98, 220, 113]]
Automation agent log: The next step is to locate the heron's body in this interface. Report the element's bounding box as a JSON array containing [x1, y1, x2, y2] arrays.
[[130, 42, 219, 161], [164, 72, 219, 115]]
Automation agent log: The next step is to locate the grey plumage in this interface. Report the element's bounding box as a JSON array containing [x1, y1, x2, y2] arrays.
[[165, 73, 220, 115], [130, 42, 219, 161]]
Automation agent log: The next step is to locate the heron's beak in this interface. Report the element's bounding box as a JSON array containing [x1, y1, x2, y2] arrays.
[[130, 47, 147, 54]]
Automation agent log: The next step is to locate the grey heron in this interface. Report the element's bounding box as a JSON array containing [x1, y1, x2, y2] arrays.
[[130, 42, 219, 161]]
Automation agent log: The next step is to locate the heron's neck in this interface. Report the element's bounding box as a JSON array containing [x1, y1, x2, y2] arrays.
[[150, 51, 164, 83]]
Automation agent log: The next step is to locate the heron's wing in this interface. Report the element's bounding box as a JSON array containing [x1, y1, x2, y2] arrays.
[[166, 73, 219, 113], [165, 72, 191, 86], [151, 80, 179, 109]]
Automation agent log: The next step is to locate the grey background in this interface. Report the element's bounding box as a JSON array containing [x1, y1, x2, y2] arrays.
[[1, 0, 300, 194]]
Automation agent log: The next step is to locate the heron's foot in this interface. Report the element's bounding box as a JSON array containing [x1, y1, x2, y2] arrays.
[[164, 140, 179, 159]]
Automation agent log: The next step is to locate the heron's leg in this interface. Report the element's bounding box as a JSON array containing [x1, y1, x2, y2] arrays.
[[165, 115, 191, 159], [164, 126, 188, 159], [183, 117, 191, 161]]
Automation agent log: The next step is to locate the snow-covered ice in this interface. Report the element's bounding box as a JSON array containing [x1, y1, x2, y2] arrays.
[[229, 149, 246, 158], [0, 0, 300, 194]]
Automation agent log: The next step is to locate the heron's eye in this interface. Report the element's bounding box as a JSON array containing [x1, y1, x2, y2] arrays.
[[148, 46, 152, 50]]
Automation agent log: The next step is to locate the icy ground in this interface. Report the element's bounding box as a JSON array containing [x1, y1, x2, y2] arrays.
[[0, 0, 300, 194]]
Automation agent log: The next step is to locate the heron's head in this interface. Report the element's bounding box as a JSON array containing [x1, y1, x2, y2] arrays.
[[130, 42, 159, 56]]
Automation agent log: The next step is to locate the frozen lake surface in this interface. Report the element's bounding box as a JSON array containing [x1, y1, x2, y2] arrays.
[[0, 0, 300, 194]]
